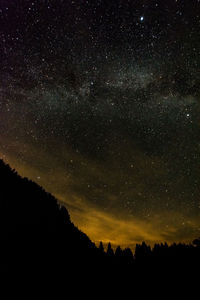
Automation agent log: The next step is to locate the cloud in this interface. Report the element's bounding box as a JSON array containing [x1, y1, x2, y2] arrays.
[[1, 140, 200, 250]]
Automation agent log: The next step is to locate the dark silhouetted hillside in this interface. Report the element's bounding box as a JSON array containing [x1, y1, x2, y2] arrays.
[[0, 158, 200, 289], [0, 159, 106, 278]]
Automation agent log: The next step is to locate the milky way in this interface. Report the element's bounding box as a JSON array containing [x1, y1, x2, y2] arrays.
[[0, 0, 200, 248]]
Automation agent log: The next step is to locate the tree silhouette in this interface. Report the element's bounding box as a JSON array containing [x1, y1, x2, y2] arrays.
[[135, 242, 151, 260], [107, 242, 114, 257], [123, 248, 134, 263], [0, 158, 200, 287], [115, 246, 123, 258], [99, 241, 104, 253]]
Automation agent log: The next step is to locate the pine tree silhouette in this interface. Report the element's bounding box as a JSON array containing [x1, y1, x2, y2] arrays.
[[107, 242, 114, 257], [99, 241, 104, 253], [0, 158, 200, 287]]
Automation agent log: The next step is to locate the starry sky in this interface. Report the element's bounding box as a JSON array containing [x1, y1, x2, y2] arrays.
[[0, 0, 200, 249]]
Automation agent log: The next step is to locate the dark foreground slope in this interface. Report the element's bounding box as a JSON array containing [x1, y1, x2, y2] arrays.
[[0, 159, 200, 290], [0, 159, 106, 278]]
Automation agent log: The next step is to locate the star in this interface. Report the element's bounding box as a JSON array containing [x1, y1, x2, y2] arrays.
[[0, 0, 199, 248]]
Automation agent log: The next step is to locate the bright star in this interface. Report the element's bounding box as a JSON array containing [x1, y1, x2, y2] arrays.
[[140, 16, 144, 21]]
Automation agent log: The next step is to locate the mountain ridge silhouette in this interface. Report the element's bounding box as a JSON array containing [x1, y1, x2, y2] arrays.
[[0, 158, 199, 289], [0, 159, 106, 276]]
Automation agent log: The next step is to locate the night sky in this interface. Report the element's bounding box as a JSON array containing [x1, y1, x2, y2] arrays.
[[1, 0, 200, 249]]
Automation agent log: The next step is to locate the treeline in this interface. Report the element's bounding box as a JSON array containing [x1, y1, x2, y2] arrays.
[[0, 158, 200, 284], [97, 239, 200, 266]]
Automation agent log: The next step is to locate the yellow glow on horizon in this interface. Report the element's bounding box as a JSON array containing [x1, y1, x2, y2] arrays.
[[1, 147, 199, 250]]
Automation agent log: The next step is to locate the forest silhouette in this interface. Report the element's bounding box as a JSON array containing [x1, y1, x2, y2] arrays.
[[0, 158, 200, 286]]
